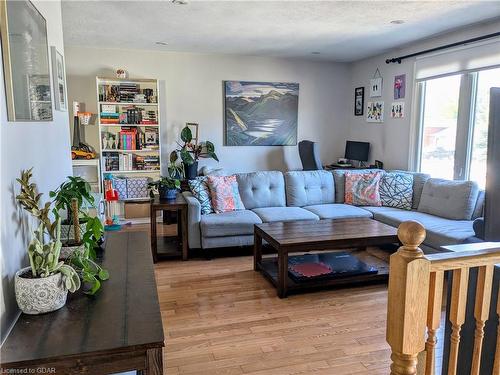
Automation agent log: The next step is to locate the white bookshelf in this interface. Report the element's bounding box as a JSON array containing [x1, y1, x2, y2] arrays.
[[96, 76, 162, 202]]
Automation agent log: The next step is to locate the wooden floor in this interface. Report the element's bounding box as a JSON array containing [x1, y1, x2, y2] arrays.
[[124, 223, 443, 374]]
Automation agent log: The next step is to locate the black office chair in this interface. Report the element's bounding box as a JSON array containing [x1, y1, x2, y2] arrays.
[[298, 140, 323, 170]]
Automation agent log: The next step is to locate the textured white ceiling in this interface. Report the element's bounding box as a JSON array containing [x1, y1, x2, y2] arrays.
[[61, 0, 500, 62]]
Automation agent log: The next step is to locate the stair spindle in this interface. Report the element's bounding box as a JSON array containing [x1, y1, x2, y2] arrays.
[[425, 271, 444, 375]]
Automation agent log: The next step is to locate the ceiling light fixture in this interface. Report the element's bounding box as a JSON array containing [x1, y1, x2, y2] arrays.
[[172, 0, 188, 4], [156, 41, 168, 46], [311, 52, 321, 55], [390, 20, 405, 25]]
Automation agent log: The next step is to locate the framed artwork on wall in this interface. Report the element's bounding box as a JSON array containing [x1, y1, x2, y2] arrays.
[[394, 74, 406, 99], [369, 77, 383, 97], [366, 101, 384, 123], [391, 102, 405, 118], [51, 46, 67, 111], [224, 80, 299, 146], [0, 0, 53, 121], [354, 87, 364, 116]]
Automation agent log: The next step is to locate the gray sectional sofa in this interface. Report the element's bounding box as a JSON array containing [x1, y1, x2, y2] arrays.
[[182, 169, 484, 254]]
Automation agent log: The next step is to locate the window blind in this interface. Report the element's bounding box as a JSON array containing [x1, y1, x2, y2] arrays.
[[415, 38, 500, 80]]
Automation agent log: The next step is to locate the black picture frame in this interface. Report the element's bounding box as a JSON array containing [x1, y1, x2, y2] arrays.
[[354, 87, 364, 116]]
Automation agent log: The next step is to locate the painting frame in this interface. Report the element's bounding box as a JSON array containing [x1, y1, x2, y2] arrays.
[[354, 87, 364, 116], [223, 80, 299, 146], [51, 46, 67, 111], [391, 102, 405, 119], [0, 0, 53, 121], [366, 101, 384, 123], [369, 77, 383, 97], [394, 74, 406, 99]]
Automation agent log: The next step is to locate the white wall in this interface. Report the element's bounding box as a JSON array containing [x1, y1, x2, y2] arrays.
[[348, 19, 500, 170], [64, 48, 351, 174], [0, 0, 72, 343]]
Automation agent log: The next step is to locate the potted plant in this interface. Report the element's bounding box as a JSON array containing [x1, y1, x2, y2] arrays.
[[49, 176, 95, 241], [14, 179, 81, 314], [148, 176, 181, 200], [173, 125, 218, 180], [16, 169, 108, 296]]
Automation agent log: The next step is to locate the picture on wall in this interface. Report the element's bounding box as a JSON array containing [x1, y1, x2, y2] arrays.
[[0, 0, 53, 121], [51, 46, 67, 111], [391, 102, 405, 118], [366, 101, 384, 123], [224, 81, 299, 146], [354, 87, 364, 116], [394, 74, 406, 99], [369, 77, 383, 97]]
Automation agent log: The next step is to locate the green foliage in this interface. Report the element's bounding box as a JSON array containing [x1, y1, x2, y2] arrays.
[[81, 214, 104, 260], [49, 176, 94, 222], [66, 247, 109, 295], [172, 125, 219, 166], [16, 169, 58, 239], [27, 217, 81, 293], [148, 176, 181, 197]]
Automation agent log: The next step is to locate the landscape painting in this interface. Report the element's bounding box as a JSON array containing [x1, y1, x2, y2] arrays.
[[224, 81, 299, 146]]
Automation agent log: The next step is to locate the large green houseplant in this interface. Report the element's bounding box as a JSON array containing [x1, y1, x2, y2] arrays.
[[172, 125, 218, 180]]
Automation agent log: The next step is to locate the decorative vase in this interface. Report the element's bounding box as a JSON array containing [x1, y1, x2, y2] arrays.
[[15, 267, 68, 315], [60, 242, 86, 260], [184, 161, 198, 180], [159, 187, 178, 200]]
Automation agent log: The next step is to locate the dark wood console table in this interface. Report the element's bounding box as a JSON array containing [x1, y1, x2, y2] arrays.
[[0, 231, 164, 374]]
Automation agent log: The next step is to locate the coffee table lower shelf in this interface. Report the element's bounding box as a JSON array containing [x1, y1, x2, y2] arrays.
[[256, 249, 390, 297]]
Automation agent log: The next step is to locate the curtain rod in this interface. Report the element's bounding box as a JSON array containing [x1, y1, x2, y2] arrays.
[[385, 31, 500, 64]]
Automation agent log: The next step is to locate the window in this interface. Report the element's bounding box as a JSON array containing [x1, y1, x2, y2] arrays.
[[416, 66, 500, 188]]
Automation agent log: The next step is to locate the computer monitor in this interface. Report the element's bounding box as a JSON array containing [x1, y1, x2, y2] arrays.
[[345, 141, 370, 162]]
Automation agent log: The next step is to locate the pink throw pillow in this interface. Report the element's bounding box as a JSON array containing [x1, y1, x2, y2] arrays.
[[206, 175, 245, 213], [344, 171, 383, 206]]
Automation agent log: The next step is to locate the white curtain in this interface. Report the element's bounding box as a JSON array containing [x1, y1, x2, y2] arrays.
[[414, 38, 500, 80]]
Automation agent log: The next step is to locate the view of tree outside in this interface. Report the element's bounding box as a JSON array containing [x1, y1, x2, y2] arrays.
[[470, 67, 500, 188], [420, 75, 461, 180]]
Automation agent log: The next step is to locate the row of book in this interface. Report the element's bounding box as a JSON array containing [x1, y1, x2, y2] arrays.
[[100, 108, 158, 125], [98, 83, 156, 103], [103, 153, 161, 172]]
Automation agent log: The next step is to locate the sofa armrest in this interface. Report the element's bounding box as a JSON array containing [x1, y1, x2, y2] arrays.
[[182, 191, 202, 249], [473, 217, 485, 240]]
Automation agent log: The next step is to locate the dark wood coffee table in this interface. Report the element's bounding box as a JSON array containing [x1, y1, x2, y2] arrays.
[[254, 218, 399, 298]]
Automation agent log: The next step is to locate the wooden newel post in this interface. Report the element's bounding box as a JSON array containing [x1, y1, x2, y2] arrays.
[[387, 221, 431, 375]]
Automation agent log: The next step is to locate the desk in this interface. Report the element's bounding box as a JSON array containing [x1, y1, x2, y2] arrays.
[[0, 231, 164, 375]]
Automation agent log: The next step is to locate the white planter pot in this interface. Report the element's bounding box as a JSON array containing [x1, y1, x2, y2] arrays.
[[60, 221, 87, 241], [60, 243, 86, 260], [15, 267, 68, 315]]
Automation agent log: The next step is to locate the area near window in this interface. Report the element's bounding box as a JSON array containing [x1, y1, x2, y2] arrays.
[[415, 66, 500, 188]]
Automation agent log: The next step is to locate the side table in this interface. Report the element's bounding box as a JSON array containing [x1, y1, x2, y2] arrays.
[[150, 194, 188, 261]]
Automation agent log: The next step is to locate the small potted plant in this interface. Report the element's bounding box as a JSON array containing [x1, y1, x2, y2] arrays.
[[173, 125, 218, 180], [50, 176, 95, 241], [148, 176, 181, 200]]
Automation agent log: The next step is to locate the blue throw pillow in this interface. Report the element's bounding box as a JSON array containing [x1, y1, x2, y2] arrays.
[[380, 172, 413, 210], [188, 177, 214, 215]]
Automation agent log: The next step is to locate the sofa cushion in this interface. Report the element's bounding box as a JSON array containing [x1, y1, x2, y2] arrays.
[[303, 204, 373, 220], [207, 175, 245, 213], [251, 207, 319, 223], [369, 207, 474, 249], [332, 169, 383, 203], [285, 170, 334, 207], [344, 171, 383, 206], [418, 178, 479, 220], [237, 171, 286, 209], [188, 177, 214, 215], [391, 170, 430, 209], [380, 172, 413, 210], [200, 210, 262, 237]]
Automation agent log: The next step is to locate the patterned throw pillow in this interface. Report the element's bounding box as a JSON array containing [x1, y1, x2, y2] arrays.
[[380, 172, 414, 210], [206, 175, 245, 213], [344, 171, 383, 206], [188, 177, 214, 215]]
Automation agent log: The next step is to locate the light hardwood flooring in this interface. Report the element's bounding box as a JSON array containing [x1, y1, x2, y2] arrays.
[[125, 223, 443, 374]]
